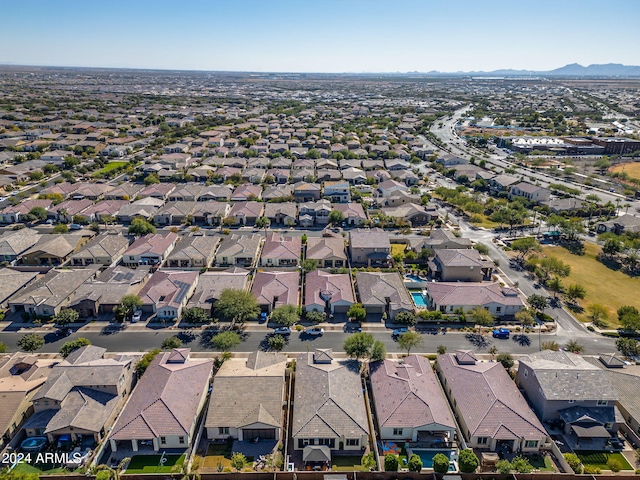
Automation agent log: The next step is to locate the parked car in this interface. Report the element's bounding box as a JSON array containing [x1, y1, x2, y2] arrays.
[[131, 310, 142, 323], [45, 218, 54, 225], [69, 223, 83, 230], [305, 327, 324, 336], [259, 312, 268, 323], [55, 327, 71, 337], [492, 328, 510, 339], [392, 327, 408, 337], [273, 327, 291, 335]]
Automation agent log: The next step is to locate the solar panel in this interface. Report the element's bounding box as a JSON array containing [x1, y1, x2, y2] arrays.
[[113, 272, 124, 282], [174, 280, 190, 303]]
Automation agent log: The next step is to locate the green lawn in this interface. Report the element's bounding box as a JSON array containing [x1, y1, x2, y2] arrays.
[[202, 444, 253, 471], [391, 243, 406, 257], [11, 462, 68, 475], [576, 451, 633, 471], [331, 455, 367, 472], [125, 454, 185, 473], [526, 453, 555, 472], [541, 243, 640, 327], [92, 161, 128, 177]]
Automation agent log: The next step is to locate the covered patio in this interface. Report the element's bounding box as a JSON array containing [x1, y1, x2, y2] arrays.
[[302, 445, 331, 471]]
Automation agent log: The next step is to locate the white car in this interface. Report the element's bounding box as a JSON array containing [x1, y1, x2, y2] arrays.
[[273, 327, 291, 335], [131, 310, 142, 323], [305, 327, 324, 336]]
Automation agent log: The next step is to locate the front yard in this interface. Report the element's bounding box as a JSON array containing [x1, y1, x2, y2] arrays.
[[125, 454, 185, 473], [575, 451, 633, 471], [541, 243, 640, 327]]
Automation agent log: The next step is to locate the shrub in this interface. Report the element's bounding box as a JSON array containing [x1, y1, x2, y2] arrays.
[[496, 352, 514, 369], [396, 310, 417, 326], [583, 465, 601, 474], [563, 453, 582, 474], [59, 338, 91, 358], [496, 459, 512, 474], [135, 349, 160, 377], [161, 336, 182, 350], [407, 454, 423, 472], [458, 449, 479, 473], [606, 458, 622, 472], [305, 310, 325, 323], [384, 454, 399, 472], [432, 453, 450, 473]]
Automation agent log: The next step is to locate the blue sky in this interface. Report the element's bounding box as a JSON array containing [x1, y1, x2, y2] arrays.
[[2, 0, 639, 72]]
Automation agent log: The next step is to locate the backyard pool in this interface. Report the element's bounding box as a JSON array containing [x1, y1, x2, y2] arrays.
[[410, 291, 429, 308], [404, 274, 428, 283], [21, 437, 47, 452], [408, 448, 456, 469]]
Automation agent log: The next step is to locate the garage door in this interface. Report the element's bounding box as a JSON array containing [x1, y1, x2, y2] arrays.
[[366, 306, 384, 314], [243, 428, 276, 440], [333, 305, 350, 313]]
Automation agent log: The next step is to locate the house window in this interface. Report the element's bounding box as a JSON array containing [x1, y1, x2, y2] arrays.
[[524, 369, 528, 378], [298, 439, 311, 448], [496, 306, 502, 313], [218, 427, 229, 435], [477, 437, 489, 445], [160, 437, 166, 444], [597, 400, 608, 406], [525, 440, 538, 448], [393, 428, 403, 436], [346, 439, 359, 446], [179, 437, 185, 444]]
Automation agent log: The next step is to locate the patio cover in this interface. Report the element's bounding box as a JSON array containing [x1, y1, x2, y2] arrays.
[[571, 425, 610, 438], [481, 452, 500, 466], [303, 445, 331, 462]]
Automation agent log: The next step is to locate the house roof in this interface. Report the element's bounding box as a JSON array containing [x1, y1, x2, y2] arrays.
[[0, 228, 41, 257], [292, 351, 369, 439], [110, 349, 212, 440], [69, 265, 150, 306], [355, 271, 413, 310], [588, 361, 640, 425], [188, 268, 249, 310], [167, 236, 219, 262], [216, 233, 261, 260], [228, 201, 263, 218], [518, 350, 618, 401], [435, 248, 487, 267], [251, 271, 299, 308], [0, 268, 38, 305], [71, 232, 129, 261], [124, 233, 177, 257], [8, 268, 98, 309], [138, 270, 199, 310], [305, 270, 354, 307], [332, 202, 366, 220], [306, 236, 346, 261], [23, 234, 89, 260], [261, 233, 301, 261], [427, 282, 523, 308], [349, 228, 390, 250], [205, 352, 286, 430], [370, 355, 455, 430], [437, 353, 546, 440]]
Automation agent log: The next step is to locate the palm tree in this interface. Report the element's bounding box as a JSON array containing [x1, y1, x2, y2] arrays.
[[564, 340, 584, 354], [488, 346, 498, 361]]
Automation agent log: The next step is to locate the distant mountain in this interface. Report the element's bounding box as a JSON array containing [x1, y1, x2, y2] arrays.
[[421, 63, 640, 77]]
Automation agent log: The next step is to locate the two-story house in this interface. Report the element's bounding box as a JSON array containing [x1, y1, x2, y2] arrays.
[[349, 228, 391, 267]]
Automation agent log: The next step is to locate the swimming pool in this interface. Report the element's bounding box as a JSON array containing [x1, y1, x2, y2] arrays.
[[410, 291, 429, 308], [405, 274, 428, 283], [409, 448, 456, 469]]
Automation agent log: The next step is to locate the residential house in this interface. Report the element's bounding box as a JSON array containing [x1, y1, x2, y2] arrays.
[[304, 270, 354, 314], [51, 199, 93, 223], [70, 232, 130, 267], [293, 182, 321, 202], [137, 183, 176, 201], [109, 349, 212, 453], [428, 249, 493, 282], [489, 174, 520, 194], [437, 350, 547, 453], [349, 228, 391, 267], [251, 270, 299, 314], [0, 268, 38, 308], [299, 199, 332, 227], [264, 202, 297, 227], [596, 214, 640, 235], [165, 235, 220, 268], [382, 203, 438, 227], [22, 346, 135, 447], [380, 190, 421, 207], [263, 184, 294, 202], [187, 268, 250, 315], [153, 201, 196, 226], [0, 199, 52, 224], [206, 352, 287, 441], [122, 232, 178, 267], [376, 179, 408, 199], [332, 203, 367, 226], [192, 201, 230, 226], [115, 199, 162, 224], [409, 229, 472, 252], [292, 349, 369, 464], [69, 265, 150, 318], [370, 355, 456, 443], [227, 201, 264, 226], [0, 228, 41, 264], [260, 233, 301, 267], [341, 167, 367, 185], [426, 283, 524, 317], [20, 232, 94, 266], [103, 183, 144, 201], [516, 350, 621, 447], [231, 184, 262, 202], [138, 270, 199, 319], [198, 184, 233, 202], [306, 236, 347, 269], [437, 155, 467, 168], [509, 182, 551, 204], [0, 353, 57, 448], [7, 267, 99, 317], [215, 234, 262, 267], [355, 271, 413, 320], [82, 200, 129, 224], [323, 181, 351, 203]]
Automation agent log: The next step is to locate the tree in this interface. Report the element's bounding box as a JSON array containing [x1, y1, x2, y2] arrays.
[[17, 333, 44, 352], [602, 238, 622, 259], [144, 173, 159, 185], [607, 458, 622, 473], [469, 306, 494, 332], [269, 305, 299, 326], [29, 207, 48, 221], [537, 256, 570, 280], [384, 454, 399, 472], [361, 452, 377, 471], [301, 258, 318, 272], [162, 336, 183, 350], [511, 237, 542, 262], [370, 340, 386, 361], [541, 341, 561, 351], [117, 294, 142, 321], [127, 217, 155, 235], [59, 338, 91, 358], [473, 242, 489, 255], [230, 452, 247, 472], [618, 305, 640, 332], [496, 459, 512, 474], [565, 340, 585, 354], [347, 303, 366, 323], [514, 309, 536, 327], [437, 344, 447, 354], [496, 352, 514, 370], [54, 308, 79, 326], [344, 332, 375, 361], [432, 453, 450, 473], [616, 337, 640, 357], [488, 345, 498, 359], [510, 456, 534, 473], [395, 310, 417, 326], [215, 288, 260, 325], [182, 307, 210, 324], [52, 223, 69, 233], [268, 334, 286, 352], [547, 276, 564, 299], [212, 331, 241, 351], [305, 310, 326, 323], [407, 454, 423, 472], [587, 303, 609, 327], [255, 216, 270, 231], [565, 284, 586, 304], [397, 331, 423, 355], [528, 294, 549, 313], [135, 349, 160, 377], [328, 209, 345, 226], [563, 453, 583, 473], [458, 449, 479, 473]]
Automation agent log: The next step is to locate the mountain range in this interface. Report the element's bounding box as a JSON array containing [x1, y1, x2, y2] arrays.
[[423, 63, 640, 77]]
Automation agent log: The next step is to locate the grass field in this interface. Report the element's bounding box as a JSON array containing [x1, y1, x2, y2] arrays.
[[526, 453, 555, 472], [202, 444, 253, 471], [391, 243, 406, 257], [575, 451, 633, 470], [610, 162, 640, 181], [125, 454, 185, 473], [541, 243, 640, 327], [92, 161, 128, 177], [331, 455, 368, 472], [12, 462, 68, 475]]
